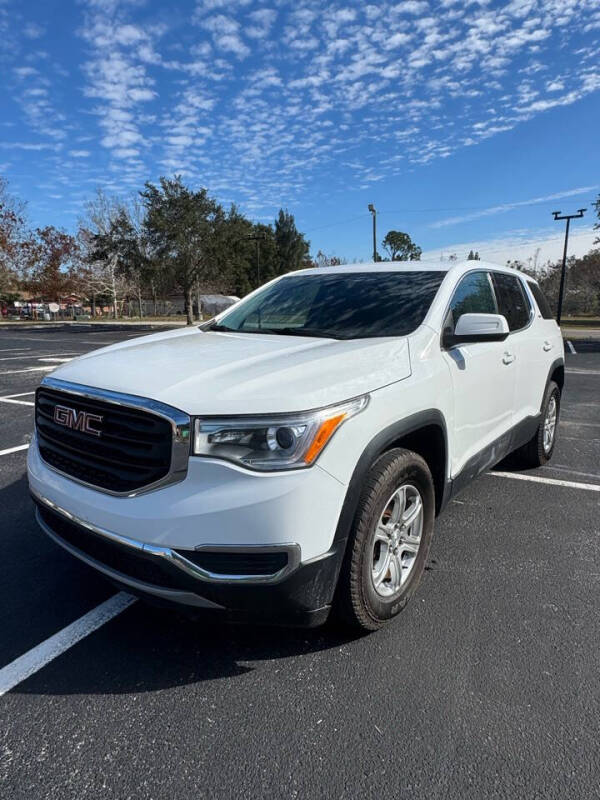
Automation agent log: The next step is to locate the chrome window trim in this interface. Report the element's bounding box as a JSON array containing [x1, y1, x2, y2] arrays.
[[32, 489, 302, 585], [37, 376, 192, 498]]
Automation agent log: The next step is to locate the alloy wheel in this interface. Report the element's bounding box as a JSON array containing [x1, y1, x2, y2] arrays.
[[371, 484, 424, 598]]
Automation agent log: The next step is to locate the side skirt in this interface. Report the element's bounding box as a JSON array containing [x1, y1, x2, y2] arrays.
[[448, 413, 541, 501]]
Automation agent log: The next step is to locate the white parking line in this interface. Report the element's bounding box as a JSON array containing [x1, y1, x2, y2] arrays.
[[0, 366, 56, 375], [0, 397, 34, 406], [566, 340, 576, 354], [1, 391, 35, 398], [490, 471, 600, 492], [566, 368, 600, 376], [0, 444, 29, 456], [0, 352, 77, 362], [546, 464, 600, 481], [0, 348, 32, 353], [0, 593, 136, 697]]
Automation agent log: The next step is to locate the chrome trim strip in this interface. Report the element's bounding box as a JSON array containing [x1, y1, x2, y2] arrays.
[[37, 376, 192, 498], [36, 509, 225, 609], [32, 489, 301, 585]]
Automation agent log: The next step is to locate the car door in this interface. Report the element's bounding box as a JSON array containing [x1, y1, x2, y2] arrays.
[[490, 272, 548, 425], [441, 270, 516, 478]]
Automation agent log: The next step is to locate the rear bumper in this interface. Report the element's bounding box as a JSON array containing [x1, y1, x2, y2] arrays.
[[33, 494, 343, 627]]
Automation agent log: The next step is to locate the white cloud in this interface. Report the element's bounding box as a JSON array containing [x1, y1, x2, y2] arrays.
[[68, 149, 91, 157], [392, 1, 430, 15], [422, 226, 598, 267], [2, 0, 599, 220], [246, 8, 276, 39], [13, 66, 38, 79], [200, 14, 250, 58], [24, 23, 45, 39], [431, 186, 598, 228], [0, 141, 59, 151]]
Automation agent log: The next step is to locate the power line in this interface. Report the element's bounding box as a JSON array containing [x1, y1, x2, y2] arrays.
[[302, 196, 597, 235]]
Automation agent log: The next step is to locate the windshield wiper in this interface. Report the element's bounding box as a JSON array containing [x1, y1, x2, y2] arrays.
[[271, 327, 343, 339], [244, 326, 343, 339], [208, 323, 343, 339], [207, 322, 238, 333]]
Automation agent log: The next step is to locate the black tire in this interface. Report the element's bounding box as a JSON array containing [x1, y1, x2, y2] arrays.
[[335, 448, 436, 632], [513, 380, 561, 468]]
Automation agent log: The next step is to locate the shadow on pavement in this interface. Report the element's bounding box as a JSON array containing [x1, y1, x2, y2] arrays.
[[13, 599, 365, 695]]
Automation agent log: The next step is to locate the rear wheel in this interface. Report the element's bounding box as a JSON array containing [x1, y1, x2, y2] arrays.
[[514, 380, 561, 468], [335, 448, 435, 632]]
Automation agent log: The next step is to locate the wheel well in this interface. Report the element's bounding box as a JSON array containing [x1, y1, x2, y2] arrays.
[[384, 424, 447, 515], [551, 364, 564, 391]]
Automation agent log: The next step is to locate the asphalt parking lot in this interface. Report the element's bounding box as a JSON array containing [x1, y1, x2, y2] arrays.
[[1, 326, 599, 799]]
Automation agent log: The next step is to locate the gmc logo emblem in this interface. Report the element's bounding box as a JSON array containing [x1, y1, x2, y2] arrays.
[[53, 405, 103, 437]]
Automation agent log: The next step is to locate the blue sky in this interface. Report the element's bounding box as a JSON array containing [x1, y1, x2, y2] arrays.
[[1, 0, 599, 265]]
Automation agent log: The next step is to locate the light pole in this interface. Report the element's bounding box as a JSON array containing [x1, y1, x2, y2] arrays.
[[552, 208, 586, 325], [368, 204, 377, 262], [246, 233, 266, 286]]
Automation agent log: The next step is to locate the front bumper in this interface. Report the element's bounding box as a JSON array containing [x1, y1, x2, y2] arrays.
[[28, 436, 350, 626], [27, 436, 346, 561], [32, 493, 342, 626]]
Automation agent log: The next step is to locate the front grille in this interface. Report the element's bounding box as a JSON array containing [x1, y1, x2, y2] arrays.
[[36, 387, 174, 493]]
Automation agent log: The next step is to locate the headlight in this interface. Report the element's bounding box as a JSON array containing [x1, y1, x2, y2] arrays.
[[192, 395, 368, 471]]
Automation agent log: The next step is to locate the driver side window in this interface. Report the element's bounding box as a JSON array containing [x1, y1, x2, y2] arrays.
[[445, 271, 497, 332]]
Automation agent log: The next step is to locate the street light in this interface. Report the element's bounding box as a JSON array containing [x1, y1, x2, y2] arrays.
[[368, 204, 377, 262], [552, 208, 586, 325], [246, 233, 266, 286]]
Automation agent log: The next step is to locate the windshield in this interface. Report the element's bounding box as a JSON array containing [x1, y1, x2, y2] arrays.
[[212, 271, 446, 339]]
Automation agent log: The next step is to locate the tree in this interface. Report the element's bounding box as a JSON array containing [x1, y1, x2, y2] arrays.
[[274, 209, 310, 275], [22, 226, 78, 302], [467, 250, 480, 260], [78, 189, 133, 318], [0, 177, 27, 300], [141, 177, 224, 326], [381, 231, 422, 261], [101, 206, 147, 318], [594, 193, 600, 245], [314, 251, 342, 268]]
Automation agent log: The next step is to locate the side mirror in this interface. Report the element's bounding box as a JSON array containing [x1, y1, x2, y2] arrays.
[[443, 313, 509, 348]]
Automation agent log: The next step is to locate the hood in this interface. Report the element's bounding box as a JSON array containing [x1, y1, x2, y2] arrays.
[[50, 327, 412, 414]]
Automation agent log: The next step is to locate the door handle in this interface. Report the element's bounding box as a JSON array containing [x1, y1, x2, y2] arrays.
[[543, 341, 553, 351], [502, 352, 515, 365]]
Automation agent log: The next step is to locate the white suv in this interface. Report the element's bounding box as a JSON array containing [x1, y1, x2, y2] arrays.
[[28, 261, 564, 630]]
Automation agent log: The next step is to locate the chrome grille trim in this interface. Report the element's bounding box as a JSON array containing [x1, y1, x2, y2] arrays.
[[37, 376, 191, 497]]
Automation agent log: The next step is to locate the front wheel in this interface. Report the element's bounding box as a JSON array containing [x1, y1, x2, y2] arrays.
[[335, 448, 435, 632]]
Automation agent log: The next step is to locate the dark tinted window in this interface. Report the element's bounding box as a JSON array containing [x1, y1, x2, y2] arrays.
[[217, 271, 446, 339], [447, 271, 496, 330], [528, 281, 554, 319], [491, 272, 531, 331]]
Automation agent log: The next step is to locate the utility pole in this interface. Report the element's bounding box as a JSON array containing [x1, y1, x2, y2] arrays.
[[368, 204, 377, 262], [246, 233, 266, 286], [552, 208, 586, 325]]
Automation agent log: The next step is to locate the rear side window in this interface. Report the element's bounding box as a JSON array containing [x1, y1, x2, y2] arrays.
[[527, 282, 554, 320], [446, 271, 496, 329], [491, 273, 532, 331]]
